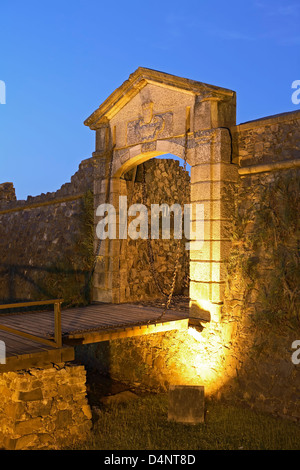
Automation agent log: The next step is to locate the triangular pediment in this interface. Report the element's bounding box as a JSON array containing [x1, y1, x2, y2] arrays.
[[84, 67, 234, 130]]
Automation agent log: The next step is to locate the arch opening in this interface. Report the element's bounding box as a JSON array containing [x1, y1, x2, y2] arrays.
[[113, 153, 191, 307]]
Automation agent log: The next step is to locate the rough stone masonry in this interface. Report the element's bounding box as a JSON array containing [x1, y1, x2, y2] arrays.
[[0, 69, 299, 447], [0, 363, 92, 450]]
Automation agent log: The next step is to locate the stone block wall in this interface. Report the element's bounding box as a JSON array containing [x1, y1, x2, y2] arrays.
[[219, 164, 300, 420], [74, 323, 235, 397], [232, 110, 300, 167], [0, 158, 94, 304], [92, 157, 190, 303], [0, 183, 16, 202], [120, 158, 190, 302], [0, 363, 92, 450]]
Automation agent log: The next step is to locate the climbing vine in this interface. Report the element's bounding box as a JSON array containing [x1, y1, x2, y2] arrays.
[[225, 169, 300, 330]]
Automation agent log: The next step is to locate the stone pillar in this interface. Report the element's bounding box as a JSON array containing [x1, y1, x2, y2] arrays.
[[189, 99, 238, 322], [92, 144, 128, 303], [92, 120, 119, 303]]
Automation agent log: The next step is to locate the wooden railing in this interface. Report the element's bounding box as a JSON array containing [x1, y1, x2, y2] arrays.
[[0, 299, 63, 348]]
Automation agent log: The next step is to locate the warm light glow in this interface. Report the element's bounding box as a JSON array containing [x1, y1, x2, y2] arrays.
[[188, 327, 202, 342], [190, 299, 222, 323], [170, 322, 232, 397]]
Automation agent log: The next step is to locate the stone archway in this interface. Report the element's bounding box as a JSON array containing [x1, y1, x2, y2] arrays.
[[117, 156, 191, 303], [84, 67, 239, 322]]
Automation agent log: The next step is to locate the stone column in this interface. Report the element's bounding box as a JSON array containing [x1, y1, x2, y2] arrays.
[[189, 98, 238, 322], [92, 141, 128, 303]]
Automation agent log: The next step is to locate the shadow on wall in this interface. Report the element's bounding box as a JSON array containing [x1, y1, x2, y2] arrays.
[[0, 262, 92, 307], [0, 191, 95, 307]]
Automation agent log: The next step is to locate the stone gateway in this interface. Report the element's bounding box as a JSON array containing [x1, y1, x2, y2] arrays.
[[0, 68, 299, 449]]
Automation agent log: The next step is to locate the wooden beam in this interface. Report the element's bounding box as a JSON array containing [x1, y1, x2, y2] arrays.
[[0, 347, 74, 372], [0, 324, 61, 349], [54, 302, 62, 348], [65, 318, 189, 345], [0, 299, 63, 310]]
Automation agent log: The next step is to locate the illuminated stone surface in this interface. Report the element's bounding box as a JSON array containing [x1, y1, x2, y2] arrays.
[[0, 364, 92, 450]]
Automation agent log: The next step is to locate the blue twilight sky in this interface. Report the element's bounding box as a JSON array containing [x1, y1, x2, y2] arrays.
[[0, 0, 299, 200]]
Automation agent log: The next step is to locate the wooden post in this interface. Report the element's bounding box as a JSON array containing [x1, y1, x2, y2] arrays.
[[54, 301, 62, 348]]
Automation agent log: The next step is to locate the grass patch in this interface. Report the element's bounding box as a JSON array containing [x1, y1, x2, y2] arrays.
[[70, 393, 300, 450]]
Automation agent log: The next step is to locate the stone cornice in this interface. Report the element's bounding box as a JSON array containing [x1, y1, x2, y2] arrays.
[[84, 67, 235, 130]]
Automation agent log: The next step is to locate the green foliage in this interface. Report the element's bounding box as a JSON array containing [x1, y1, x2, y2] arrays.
[[36, 190, 94, 307], [225, 170, 300, 329]]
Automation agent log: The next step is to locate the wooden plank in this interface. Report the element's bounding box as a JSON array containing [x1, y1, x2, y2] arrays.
[[86, 304, 187, 321], [0, 317, 54, 338], [0, 302, 189, 364], [5, 310, 184, 330], [0, 331, 54, 357], [61, 310, 116, 325], [66, 303, 158, 317], [0, 332, 49, 352], [61, 312, 146, 327], [61, 306, 130, 321], [0, 314, 53, 330], [68, 304, 175, 322], [1, 311, 110, 336], [61, 316, 169, 334], [0, 305, 188, 338], [61, 311, 154, 328], [80, 319, 188, 344], [91, 304, 161, 318], [60, 304, 182, 322]]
